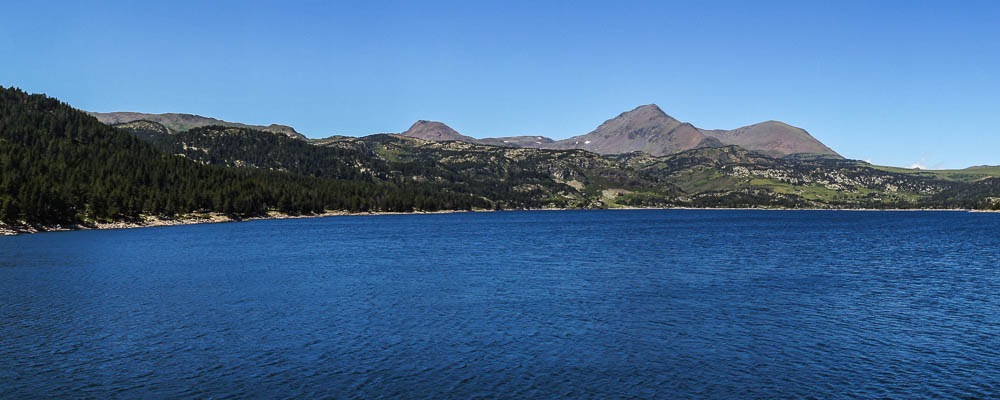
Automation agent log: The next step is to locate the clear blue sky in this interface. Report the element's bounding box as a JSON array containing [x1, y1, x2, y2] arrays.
[[3, 1, 998, 168]]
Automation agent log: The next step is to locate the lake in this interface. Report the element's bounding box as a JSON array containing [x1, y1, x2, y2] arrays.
[[2, 210, 1000, 398]]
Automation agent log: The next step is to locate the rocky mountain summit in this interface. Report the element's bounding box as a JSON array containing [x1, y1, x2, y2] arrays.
[[543, 104, 723, 155], [399, 120, 476, 142]]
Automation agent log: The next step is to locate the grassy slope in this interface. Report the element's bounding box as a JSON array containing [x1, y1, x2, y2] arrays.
[[871, 165, 1000, 183], [618, 147, 960, 208]]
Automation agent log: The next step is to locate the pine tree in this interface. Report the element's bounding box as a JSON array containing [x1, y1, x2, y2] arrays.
[[0, 198, 17, 223]]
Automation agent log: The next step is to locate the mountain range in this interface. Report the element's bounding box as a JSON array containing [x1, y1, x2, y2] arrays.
[[397, 104, 840, 158], [93, 104, 839, 159]]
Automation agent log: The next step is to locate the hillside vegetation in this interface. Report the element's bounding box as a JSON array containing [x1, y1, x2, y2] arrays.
[[124, 120, 1000, 211]]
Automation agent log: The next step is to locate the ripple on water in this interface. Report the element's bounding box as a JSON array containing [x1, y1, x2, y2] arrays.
[[1, 210, 1000, 398]]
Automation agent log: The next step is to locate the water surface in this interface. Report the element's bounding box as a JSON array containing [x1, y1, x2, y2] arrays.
[[2, 210, 1000, 398]]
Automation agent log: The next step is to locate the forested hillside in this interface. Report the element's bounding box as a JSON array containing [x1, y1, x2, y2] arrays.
[[923, 177, 1000, 210], [0, 87, 486, 227]]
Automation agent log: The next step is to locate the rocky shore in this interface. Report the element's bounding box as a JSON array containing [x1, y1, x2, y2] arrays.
[[0, 210, 488, 236]]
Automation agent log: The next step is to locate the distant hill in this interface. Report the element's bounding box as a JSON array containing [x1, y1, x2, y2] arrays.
[[399, 120, 559, 148], [88, 111, 306, 140], [700, 120, 839, 158], [399, 120, 476, 142]]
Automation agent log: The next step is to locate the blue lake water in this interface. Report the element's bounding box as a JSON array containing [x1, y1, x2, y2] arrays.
[[2, 209, 1000, 398]]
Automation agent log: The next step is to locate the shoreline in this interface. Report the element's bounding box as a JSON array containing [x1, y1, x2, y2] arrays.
[[0, 209, 485, 237], [606, 206, 985, 212], [0, 207, 995, 236]]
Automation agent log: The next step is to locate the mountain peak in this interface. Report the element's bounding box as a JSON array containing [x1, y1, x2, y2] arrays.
[[406, 120, 455, 132], [632, 103, 665, 113], [597, 104, 679, 131], [400, 120, 473, 142], [543, 104, 715, 155], [620, 104, 672, 119]]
